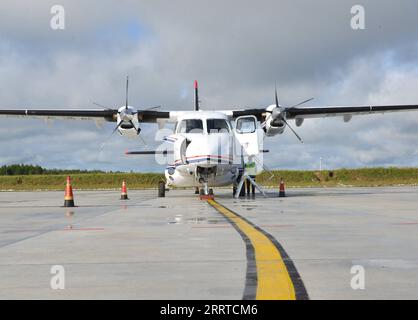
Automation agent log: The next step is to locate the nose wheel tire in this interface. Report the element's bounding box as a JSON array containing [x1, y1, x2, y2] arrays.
[[199, 188, 213, 196], [158, 181, 166, 197]]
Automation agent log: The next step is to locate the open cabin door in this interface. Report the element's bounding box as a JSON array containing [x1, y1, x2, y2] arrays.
[[233, 115, 266, 198], [234, 115, 260, 157]]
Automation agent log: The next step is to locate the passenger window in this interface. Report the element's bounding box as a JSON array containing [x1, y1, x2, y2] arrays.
[[207, 119, 230, 134], [236, 117, 256, 134], [177, 119, 203, 133]]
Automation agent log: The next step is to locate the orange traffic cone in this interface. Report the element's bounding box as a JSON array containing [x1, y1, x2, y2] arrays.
[[64, 176, 75, 207], [279, 178, 286, 198], [120, 180, 129, 200]]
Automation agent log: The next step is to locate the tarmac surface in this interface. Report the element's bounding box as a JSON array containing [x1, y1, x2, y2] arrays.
[[1, 187, 418, 299]]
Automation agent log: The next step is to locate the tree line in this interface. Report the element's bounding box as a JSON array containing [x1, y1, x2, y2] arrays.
[[0, 164, 107, 175]]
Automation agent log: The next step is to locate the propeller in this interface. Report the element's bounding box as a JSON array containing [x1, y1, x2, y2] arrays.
[[112, 75, 139, 133], [272, 83, 306, 144], [96, 76, 156, 161], [98, 76, 164, 157]]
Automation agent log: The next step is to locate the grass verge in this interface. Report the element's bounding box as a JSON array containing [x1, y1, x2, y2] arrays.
[[1, 168, 418, 191]]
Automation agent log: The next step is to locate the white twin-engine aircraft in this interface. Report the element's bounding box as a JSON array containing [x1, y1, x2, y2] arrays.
[[2, 78, 418, 198]]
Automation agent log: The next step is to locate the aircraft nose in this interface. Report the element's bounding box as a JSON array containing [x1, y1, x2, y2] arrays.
[[186, 134, 232, 163]]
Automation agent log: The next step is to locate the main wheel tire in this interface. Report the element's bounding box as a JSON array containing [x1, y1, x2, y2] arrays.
[[158, 181, 166, 197], [209, 188, 214, 195]]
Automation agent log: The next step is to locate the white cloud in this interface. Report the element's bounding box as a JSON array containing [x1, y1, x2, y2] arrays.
[[1, 1, 418, 171]]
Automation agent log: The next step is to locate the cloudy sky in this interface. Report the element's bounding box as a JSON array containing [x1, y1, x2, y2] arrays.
[[1, 0, 418, 172]]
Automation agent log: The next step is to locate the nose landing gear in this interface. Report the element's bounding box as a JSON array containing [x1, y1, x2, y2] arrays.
[[196, 166, 215, 200], [198, 181, 214, 200]]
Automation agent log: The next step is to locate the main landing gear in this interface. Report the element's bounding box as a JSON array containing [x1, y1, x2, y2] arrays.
[[158, 181, 166, 197]]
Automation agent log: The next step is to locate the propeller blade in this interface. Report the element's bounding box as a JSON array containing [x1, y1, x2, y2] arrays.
[[275, 82, 279, 108], [93, 102, 113, 110], [283, 118, 304, 143], [145, 105, 161, 111], [112, 120, 123, 135], [126, 119, 147, 145], [138, 133, 147, 146], [137, 105, 162, 117], [288, 97, 314, 109], [99, 126, 119, 153], [125, 75, 129, 109]]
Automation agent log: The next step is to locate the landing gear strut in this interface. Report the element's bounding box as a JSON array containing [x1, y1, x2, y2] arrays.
[[199, 182, 213, 196]]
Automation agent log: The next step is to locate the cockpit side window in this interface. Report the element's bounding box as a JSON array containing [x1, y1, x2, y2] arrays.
[[207, 119, 230, 134], [177, 119, 204, 133]]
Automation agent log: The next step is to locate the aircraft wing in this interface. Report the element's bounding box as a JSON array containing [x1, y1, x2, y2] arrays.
[[2, 104, 418, 123], [285, 104, 418, 119], [225, 104, 418, 121], [0, 108, 171, 123], [0, 109, 118, 121]]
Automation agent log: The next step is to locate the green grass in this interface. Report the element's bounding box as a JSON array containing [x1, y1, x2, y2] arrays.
[[1, 168, 418, 191], [0, 173, 165, 191], [257, 167, 418, 187]]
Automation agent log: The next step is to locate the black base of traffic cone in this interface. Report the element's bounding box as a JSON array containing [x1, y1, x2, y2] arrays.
[[64, 199, 75, 207], [279, 191, 285, 198], [120, 194, 128, 200]]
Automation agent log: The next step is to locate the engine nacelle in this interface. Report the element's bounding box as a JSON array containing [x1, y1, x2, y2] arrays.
[[118, 124, 141, 137], [264, 106, 286, 137], [116, 105, 141, 137], [264, 116, 286, 136]]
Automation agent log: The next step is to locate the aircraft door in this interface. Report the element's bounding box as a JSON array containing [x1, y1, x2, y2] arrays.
[[234, 115, 260, 157]]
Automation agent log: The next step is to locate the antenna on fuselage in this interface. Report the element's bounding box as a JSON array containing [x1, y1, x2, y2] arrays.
[[194, 80, 199, 111]]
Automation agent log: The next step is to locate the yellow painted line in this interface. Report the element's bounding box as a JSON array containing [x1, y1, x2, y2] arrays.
[[208, 199, 296, 300]]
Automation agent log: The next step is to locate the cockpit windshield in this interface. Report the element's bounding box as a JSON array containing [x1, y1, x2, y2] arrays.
[[206, 119, 230, 134], [177, 119, 204, 133]]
